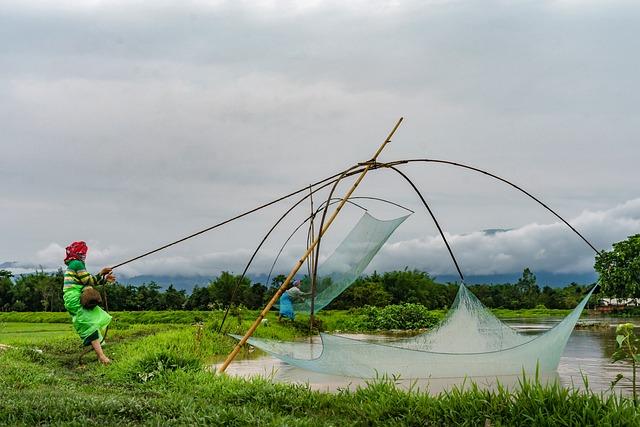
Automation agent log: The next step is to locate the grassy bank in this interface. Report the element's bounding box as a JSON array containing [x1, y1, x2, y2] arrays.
[[1, 319, 638, 425], [0, 306, 582, 330]]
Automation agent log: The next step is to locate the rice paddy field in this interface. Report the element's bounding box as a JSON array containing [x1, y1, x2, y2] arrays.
[[1, 311, 639, 426]]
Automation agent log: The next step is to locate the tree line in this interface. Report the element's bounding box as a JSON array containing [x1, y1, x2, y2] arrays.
[[0, 267, 594, 312], [330, 268, 592, 310], [3, 233, 636, 312]]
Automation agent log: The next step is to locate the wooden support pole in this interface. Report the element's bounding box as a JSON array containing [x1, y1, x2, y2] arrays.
[[217, 117, 403, 374]]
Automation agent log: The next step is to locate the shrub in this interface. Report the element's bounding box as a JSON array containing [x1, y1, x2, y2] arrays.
[[135, 351, 201, 383], [360, 303, 441, 330]]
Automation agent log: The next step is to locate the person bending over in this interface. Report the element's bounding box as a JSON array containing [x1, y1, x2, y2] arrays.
[[63, 241, 115, 364], [278, 279, 310, 321]]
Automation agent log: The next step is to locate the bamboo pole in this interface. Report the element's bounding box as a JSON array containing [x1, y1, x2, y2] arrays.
[[217, 117, 403, 374], [308, 185, 317, 334]]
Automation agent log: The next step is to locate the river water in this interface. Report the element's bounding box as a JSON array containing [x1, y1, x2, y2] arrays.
[[216, 317, 638, 395]]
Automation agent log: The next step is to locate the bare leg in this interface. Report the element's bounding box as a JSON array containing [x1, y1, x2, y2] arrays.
[[90, 339, 111, 364]]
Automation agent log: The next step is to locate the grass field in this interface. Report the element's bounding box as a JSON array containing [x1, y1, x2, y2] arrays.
[[0, 322, 74, 347], [1, 312, 638, 425], [0, 306, 577, 327]]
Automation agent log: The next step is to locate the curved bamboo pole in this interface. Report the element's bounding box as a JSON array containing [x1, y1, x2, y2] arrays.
[[217, 117, 404, 373]]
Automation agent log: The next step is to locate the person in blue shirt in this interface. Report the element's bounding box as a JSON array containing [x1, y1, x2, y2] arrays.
[[278, 279, 309, 321]]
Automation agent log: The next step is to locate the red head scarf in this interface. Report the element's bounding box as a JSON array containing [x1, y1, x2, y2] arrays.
[[64, 241, 88, 264]]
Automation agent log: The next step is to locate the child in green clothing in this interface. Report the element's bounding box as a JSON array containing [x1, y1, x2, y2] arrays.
[[63, 241, 115, 364]]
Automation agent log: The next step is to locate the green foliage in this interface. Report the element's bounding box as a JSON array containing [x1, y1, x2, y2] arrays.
[[104, 281, 188, 311], [595, 234, 640, 297], [0, 269, 64, 312], [209, 271, 251, 307], [470, 279, 590, 311], [0, 270, 14, 311], [329, 279, 391, 308], [162, 284, 188, 310], [611, 323, 639, 404], [183, 271, 268, 310], [469, 268, 540, 309], [382, 270, 454, 308], [359, 303, 441, 330], [183, 285, 212, 310], [135, 351, 201, 383], [2, 268, 596, 316]]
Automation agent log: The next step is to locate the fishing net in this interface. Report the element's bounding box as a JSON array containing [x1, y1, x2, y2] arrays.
[[237, 284, 595, 378], [292, 212, 409, 314]]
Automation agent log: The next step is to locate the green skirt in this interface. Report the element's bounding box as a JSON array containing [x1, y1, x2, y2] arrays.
[[72, 306, 112, 346]]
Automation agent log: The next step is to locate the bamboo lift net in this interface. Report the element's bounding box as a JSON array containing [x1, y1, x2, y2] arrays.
[[236, 284, 594, 379], [234, 206, 595, 379], [103, 117, 597, 376]]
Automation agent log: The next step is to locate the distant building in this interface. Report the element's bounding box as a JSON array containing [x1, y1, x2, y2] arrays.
[[596, 298, 640, 313]]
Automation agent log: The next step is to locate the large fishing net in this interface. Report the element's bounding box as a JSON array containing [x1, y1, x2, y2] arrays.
[[237, 284, 595, 378], [291, 212, 409, 314]]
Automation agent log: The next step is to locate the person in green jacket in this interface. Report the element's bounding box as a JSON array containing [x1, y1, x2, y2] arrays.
[[63, 241, 115, 364]]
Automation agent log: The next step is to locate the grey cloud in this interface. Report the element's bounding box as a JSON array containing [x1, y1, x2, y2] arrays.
[[3, 1, 639, 105], [14, 197, 640, 280], [1, 1, 638, 272], [370, 198, 640, 276]]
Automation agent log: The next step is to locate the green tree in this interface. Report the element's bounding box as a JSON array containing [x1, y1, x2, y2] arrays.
[[103, 283, 138, 311], [381, 270, 446, 307], [0, 270, 14, 311], [35, 269, 64, 312], [12, 272, 47, 311], [12, 300, 27, 312], [162, 285, 187, 310], [559, 282, 586, 308], [0, 270, 64, 312], [595, 234, 640, 298], [209, 272, 251, 307], [185, 286, 211, 310], [134, 282, 163, 310], [514, 268, 540, 309], [262, 274, 288, 304], [245, 283, 267, 309], [330, 280, 391, 308], [540, 285, 562, 309], [271, 275, 286, 288]]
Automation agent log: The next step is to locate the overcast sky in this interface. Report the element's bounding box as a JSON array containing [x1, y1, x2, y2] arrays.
[[1, 0, 639, 280]]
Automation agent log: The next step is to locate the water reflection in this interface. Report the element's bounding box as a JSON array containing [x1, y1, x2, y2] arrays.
[[217, 318, 638, 395]]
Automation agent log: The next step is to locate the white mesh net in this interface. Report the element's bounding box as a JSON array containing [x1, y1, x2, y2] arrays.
[[237, 284, 595, 379], [293, 212, 409, 314]]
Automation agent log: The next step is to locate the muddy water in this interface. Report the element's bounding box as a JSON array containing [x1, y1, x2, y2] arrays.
[[215, 318, 638, 395]]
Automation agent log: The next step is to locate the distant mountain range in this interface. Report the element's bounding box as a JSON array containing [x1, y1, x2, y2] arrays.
[[2, 261, 598, 292], [121, 273, 285, 291], [434, 271, 598, 287], [120, 271, 598, 292]]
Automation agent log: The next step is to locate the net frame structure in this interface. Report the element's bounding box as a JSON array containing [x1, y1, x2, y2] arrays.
[[224, 155, 601, 377], [236, 283, 595, 379], [214, 122, 601, 373], [101, 117, 601, 377]]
